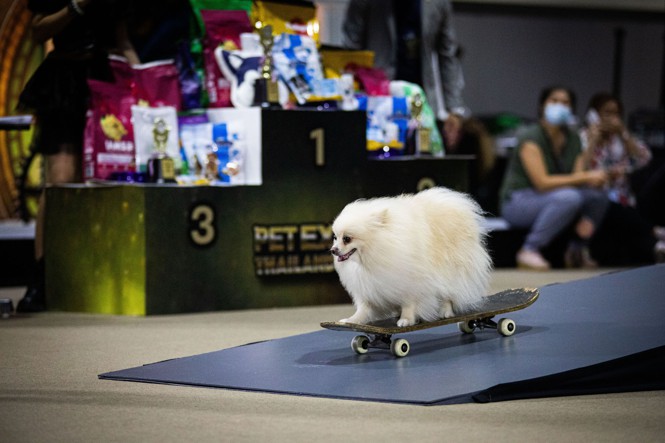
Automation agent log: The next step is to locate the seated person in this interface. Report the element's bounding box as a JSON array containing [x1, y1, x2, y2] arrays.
[[499, 86, 609, 270], [580, 92, 665, 264]]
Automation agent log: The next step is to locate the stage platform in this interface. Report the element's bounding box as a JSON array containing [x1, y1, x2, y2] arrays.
[[100, 264, 665, 405]]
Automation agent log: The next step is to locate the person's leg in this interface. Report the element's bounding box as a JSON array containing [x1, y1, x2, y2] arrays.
[[17, 148, 80, 312], [502, 188, 583, 270], [565, 188, 609, 268]]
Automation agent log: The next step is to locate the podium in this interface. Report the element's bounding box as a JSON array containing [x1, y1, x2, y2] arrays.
[[45, 110, 471, 315]]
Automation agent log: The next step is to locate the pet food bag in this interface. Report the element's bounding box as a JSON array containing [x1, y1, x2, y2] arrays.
[[109, 56, 182, 110], [201, 9, 254, 108], [215, 47, 263, 108], [357, 95, 409, 157], [178, 113, 213, 178], [207, 107, 262, 185], [175, 40, 204, 110], [272, 33, 327, 104], [83, 79, 136, 181], [251, 0, 319, 44]]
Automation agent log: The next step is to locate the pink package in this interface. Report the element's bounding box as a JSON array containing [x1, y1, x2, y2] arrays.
[[83, 79, 137, 180], [133, 61, 182, 109], [109, 57, 182, 110], [201, 9, 253, 107], [347, 64, 391, 96]]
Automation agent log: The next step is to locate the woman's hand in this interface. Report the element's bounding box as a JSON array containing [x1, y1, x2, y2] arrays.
[[584, 169, 608, 188]]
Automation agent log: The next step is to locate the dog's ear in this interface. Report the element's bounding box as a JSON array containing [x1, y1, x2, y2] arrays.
[[370, 208, 389, 227]]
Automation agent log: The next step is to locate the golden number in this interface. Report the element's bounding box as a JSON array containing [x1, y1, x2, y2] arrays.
[[310, 128, 325, 166], [190, 204, 215, 246], [417, 177, 436, 191]]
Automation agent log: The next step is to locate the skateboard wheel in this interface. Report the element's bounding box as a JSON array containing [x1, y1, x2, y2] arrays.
[[458, 321, 475, 334], [498, 318, 516, 336], [351, 335, 370, 354], [391, 338, 410, 358]]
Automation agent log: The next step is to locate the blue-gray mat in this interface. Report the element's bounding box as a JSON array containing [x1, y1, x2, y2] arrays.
[[100, 264, 665, 405]]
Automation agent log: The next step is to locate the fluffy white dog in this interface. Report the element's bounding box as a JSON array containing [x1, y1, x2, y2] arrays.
[[330, 187, 492, 327]]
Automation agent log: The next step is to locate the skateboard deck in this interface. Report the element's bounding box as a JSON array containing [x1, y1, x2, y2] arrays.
[[321, 287, 539, 357]]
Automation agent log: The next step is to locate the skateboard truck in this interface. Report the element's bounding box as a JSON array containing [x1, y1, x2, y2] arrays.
[[351, 334, 410, 358], [458, 317, 516, 336]]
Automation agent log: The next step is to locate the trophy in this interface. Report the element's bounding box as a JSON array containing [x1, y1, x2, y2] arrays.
[[147, 117, 177, 183], [253, 24, 281, 109], [410, 93, 431, 155]]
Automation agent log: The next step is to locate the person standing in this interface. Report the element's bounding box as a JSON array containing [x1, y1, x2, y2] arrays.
[[16, 0, 139, 312], [342, 0, 469, 124]]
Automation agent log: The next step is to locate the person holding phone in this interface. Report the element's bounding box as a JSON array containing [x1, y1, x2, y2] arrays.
[[579, 92, 665, 265]]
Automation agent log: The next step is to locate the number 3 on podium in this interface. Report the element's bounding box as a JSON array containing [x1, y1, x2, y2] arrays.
[[189, 203, 216, 247]]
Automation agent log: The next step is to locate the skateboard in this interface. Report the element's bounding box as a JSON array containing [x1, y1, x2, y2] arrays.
[[321, 287, 539, 358]]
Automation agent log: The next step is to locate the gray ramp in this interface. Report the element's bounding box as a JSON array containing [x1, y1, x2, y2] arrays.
[[100, 264, 665, 404]]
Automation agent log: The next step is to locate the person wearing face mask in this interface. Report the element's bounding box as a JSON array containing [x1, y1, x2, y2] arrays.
[[579, 92, 665, 264], [499, 86, 610, 270]]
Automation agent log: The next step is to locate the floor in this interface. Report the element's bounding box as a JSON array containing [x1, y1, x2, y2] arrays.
[[2, 268, 664, 442]]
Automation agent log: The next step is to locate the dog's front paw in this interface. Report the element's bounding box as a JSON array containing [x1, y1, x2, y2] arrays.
[[441, 300, 455, 319], [339, 318, 351, 324], [396, 318, 413, 328]]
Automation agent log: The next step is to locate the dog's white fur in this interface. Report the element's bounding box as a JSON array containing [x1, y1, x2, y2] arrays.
[[330, 187, 492, 327]]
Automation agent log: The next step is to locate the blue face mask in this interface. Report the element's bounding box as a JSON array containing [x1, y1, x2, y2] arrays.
[[543, 103, 572, 126]]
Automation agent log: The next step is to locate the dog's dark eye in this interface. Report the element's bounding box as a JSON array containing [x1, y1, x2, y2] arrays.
[[332, 234, 337, 241], [343, 236, 352, 245]]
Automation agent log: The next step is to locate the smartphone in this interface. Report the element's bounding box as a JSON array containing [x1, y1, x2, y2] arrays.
[[586, 109, 600, 125]]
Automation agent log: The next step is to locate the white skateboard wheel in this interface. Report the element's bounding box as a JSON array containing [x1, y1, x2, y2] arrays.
[[498, 318, 516, 336], [458, 321, 475, 334], [391, 338, 410, 358], [351, 335, 369, 354]]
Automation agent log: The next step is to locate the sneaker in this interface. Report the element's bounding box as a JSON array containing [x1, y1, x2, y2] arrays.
[[654, 227, 665, 242], [16, 286, 46, 313], [655, 241, 665, 263], [565, 244, 598, 269], [516, 248, 551, 271]]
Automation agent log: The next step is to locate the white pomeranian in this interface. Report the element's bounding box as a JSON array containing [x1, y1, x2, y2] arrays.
[[330, 187, 492, 327]]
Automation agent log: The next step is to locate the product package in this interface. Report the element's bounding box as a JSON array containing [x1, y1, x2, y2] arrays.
[[207, 107, 262, 185], [215, 46, 263, 108], [83, 80, 137, 180], [251, 0, 319, 44], [201, 9, 254, 108], [178, 112, 213, 178], [272, 33, 331, 104], [175, 40, 204, 110], [357, 95, 409, 157], [319, 47, 374, 79], [109, 56, 182, 109]]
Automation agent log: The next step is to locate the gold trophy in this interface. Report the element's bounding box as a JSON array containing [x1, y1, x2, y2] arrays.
[[253, 24, 281, 108], [411, 93, 431, 155], [147, 117, 177, 183]]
